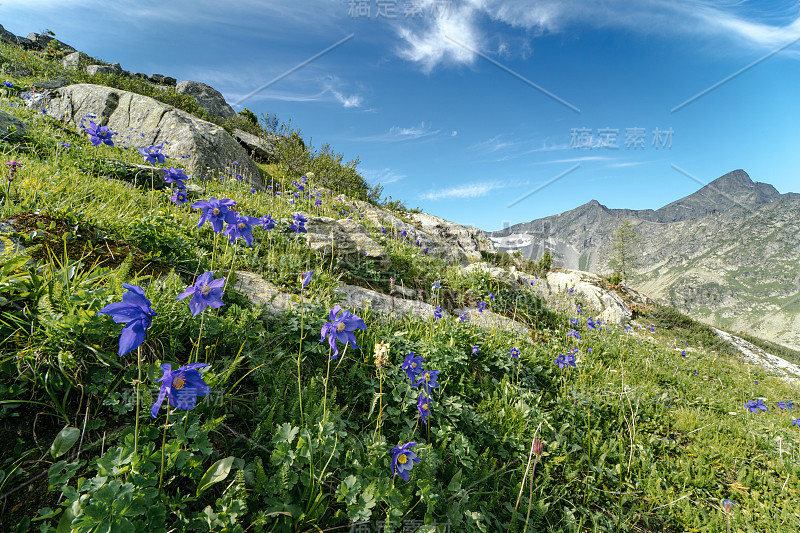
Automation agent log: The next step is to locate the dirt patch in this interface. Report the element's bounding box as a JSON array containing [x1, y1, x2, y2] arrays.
[[1, 211, 170, 278]]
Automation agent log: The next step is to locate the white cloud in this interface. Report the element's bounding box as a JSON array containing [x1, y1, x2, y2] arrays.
[[421, 181, 504, 200], [535, 156, 612, 165], [395, 0, 482, 72], [394, 0, 800, 71], [362, 167, 406, 185], [354, 122, 440, 142]]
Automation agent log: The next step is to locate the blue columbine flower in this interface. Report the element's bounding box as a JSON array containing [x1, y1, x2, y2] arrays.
[[472, 345, 479, 355], [390, 442, 420, 482], [163, 167, 189, 188], [413, 370, 441, 391], [477, 301, 486, 313], [177, 271, 225, 316], [433, 307, 443, 321], [555, 353, 576, 369], [319, 305, 366, 359], [401, 352, 425, 380], [489, 292, 496, 301], [569, 318, 579, 326], [138, 143, 167, 165], [431, 280, 441, 290], [586, 317, 596, 330], [290, 213, 307, 234], [417, 391, 430, 424], [510, 347, 520, 359], [192, 197, 236, 233], [150, 363, 210, 417], [260, 214, 275, 231], [301, 270, 313, 290], [170, 189, 189, 206], [223, 212, 259, 246], [97, 284, 157, 356], [745, 399, 767, 413], [721, 499, 736, 514], [83, 120, 116, 147], [459, 311, 469, 323]]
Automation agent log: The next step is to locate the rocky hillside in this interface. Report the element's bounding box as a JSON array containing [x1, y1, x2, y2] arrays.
[[489, 170, 800, 349]]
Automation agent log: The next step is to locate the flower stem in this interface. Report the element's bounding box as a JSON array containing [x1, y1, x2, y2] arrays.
[[134, 346, 141, 456], [158, 408, 170, 494], [297, 305, 305, 426]]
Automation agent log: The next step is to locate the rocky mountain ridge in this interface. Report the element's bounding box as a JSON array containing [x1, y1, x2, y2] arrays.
[[489, 169, 800, 349]]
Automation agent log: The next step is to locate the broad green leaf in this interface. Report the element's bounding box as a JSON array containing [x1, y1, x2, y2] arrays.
[[196, 456, 235, 497], [50, 426, 81, 459]]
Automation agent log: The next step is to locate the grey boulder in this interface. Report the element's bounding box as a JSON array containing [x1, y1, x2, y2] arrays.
[[38, 84, 263, 188], [176, 81, 236, 120]]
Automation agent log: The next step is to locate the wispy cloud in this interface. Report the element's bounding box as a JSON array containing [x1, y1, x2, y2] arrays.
[[535, 156, 612, 165], [353, 122, 440, 142], [362, 167, 406, 185], [608, 161, 649, 168], [421, 180, 506, 200], [395, 0, 800, 71]]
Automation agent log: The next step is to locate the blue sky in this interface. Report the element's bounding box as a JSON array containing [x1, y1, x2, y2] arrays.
[[4, 1, 800, 230]]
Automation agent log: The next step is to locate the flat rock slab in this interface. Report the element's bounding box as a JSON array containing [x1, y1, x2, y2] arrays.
[[0, 110, 28, 139], [460, 307, 532, 340], [335, 284, 437, 319], [714, 328, 800, 384], [35, 84, 263, 188], [305, 216, 390, 271], [234, 271, 308, 314]]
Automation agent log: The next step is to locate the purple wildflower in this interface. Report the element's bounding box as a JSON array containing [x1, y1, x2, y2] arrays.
[[97, 284, 157, 356], [417, 392, 430, 424], [319, 305, 366, 359], [191, 197, 236, 233], [150, 363, 210, 417], [555, 353, 576, 369], [223, 212, 259, 246], [510, 347, 520, 359], [137, 143, 167, 165], [170, 189, 189, 206], [390, 442, 420, 482], [401, 352, 425, 380], [177, 271, 225, 316], [83, 120, 116, 147]]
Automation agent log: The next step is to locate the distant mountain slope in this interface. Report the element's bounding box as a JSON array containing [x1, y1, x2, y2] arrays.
[[488, 170, 800, 349]]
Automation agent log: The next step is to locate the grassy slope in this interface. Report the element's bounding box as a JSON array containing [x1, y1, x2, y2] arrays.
[[1, 46, 800, 533]]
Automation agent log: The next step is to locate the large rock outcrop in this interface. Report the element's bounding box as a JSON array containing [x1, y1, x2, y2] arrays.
[[546, 270, 632, 324], [407, 212, 496, 264], [35, 84, 263, 188], [176, 81, 236, 120], [304, 216, 390, 271]]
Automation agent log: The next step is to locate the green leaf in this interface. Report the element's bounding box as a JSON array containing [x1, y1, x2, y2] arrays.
[[55, 506, 75, 533], [196, 456, 235, 497], [50, 426, 81, 459], [1, 255, 29, 275]]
